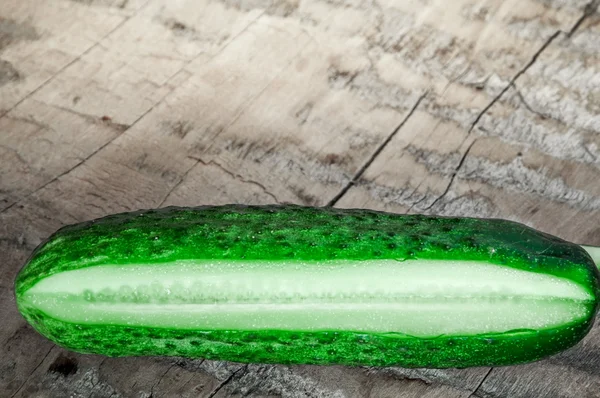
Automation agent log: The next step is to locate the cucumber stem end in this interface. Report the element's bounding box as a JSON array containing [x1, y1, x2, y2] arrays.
[[581, 245, 600, 269]]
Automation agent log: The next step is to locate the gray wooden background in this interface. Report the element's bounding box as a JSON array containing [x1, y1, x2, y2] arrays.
[[1, 0, 599, 396]]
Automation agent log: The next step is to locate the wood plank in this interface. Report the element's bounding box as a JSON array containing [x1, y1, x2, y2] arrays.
[[0, 0, 133, 115], [1, 0, 599, 396]]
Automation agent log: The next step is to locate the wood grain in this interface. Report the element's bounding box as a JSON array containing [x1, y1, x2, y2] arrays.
[[1, 0, 599, 396]]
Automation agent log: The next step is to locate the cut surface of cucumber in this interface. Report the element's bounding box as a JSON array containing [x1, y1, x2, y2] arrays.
[[15, 205, 600, 368], [22, 260, 591, 336]]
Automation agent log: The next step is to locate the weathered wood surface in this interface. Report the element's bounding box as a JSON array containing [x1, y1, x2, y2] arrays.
[[1, 0, 599, 396]]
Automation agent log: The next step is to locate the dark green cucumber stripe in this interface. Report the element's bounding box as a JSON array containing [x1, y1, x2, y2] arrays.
[[15, 205, 600, 299]]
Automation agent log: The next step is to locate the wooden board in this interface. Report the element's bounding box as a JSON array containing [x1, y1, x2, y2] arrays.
[[1, 0, 599, 396]]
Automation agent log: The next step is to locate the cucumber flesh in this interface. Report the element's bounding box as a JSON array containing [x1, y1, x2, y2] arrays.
[[21, 259, 592, 337]]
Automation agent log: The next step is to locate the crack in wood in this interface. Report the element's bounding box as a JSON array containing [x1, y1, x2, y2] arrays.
[[177, 373, 196, 391], [179, 156, 280, 204], [568, 0, 600, 37], [512, 84, 549, 120], [422, 16, 597, 211], [582, 145, 598, 162], [206, 364, 248, 398], [157, 159, 204, 208], [466, 31, 561, 139], [422, 138, 478, 211], [37, 101, 130, 131], [0, 129, 127, 216], [3, 1, 600, 396], [466, 0, 598, 142], [9, 345, 55, 398], [405, 189, 428, 214], [326, 93, 427, 207], [206, 159, 280, 203], [509, 83, 591, 135], [149, 364, 175, 398], [467, 368, 494, 398], [0, 1, 152, 121], [0, 5, 279, 216], [0, 52, 203, 216]]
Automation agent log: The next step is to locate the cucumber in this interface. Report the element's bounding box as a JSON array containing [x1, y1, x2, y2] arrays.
[[582, 245, 600, 269], [15, 205, 600, 368]]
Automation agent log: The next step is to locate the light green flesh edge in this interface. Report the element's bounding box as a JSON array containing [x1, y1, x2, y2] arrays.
[[22, 259, 592, 338], [581, 245, 600, 269]]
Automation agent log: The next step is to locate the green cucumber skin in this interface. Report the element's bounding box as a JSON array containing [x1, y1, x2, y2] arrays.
[[19, 307, 594, 368], [15, 205, 600, 368]]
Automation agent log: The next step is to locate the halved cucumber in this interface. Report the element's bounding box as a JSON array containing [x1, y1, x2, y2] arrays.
[[15, 205, 600, 368]]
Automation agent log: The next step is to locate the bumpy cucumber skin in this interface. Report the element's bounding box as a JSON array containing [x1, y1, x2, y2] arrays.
[[19, 307, 594, 368], [15, 205, 600, 368]]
